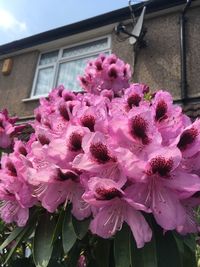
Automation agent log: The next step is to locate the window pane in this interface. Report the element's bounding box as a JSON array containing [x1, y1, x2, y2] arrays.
[[39, 51, 58, 65], [62, 38, 108, 59], [56, 56, 96, 92], [34, 67, 54, 95]]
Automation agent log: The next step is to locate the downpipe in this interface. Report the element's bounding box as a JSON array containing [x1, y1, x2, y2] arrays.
[[180, 0, 192, 102]]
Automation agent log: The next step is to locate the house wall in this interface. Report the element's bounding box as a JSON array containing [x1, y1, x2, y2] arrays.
[[130, 12, 181, 99], [0, 51, 39, 117], [0, 5, 199, 119], [112, 5, 200, 101], [187, 6, 200, 98]]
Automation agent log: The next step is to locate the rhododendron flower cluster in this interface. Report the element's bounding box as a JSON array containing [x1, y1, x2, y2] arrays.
[[1, 54, 200, 249]]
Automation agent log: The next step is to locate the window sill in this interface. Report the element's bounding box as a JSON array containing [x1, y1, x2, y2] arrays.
[[22, 95, 48, 102]]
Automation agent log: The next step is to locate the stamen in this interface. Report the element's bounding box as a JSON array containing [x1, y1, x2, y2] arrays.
[[79, 200, 90, 211], [34, 184, 48, 197], [103, 210, 115, 226]]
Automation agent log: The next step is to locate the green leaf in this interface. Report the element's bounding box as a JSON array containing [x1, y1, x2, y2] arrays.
[[182, 234, 196, 252], [72, 216, 90, 240], [33, 212, 56, 267], [47, 259, 64, 267], [173, 232, 184, 255], [62, 206, 77, 254], [129, 231, 157, 267], [1, 208, 39, 265], [94, 237, 110, 267], [114, 223, 130, 267], [51, 209, 65, 245], [173, 232, 197, 267], [87, 259, 98, 267], [153, 224, 182, 267], [0, 227, 24, 251], [182, 243, 197, 267], [66, 241, 81, 267], [4, 225, 30, 264], [10, 258, 35, 267]]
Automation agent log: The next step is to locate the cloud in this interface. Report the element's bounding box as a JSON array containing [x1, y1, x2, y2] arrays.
[[0, 9, 27, 32]]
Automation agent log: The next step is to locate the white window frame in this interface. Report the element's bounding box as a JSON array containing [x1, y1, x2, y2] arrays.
[[30, 35, 111, 99]]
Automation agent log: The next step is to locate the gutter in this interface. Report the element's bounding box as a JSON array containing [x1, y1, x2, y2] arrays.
[[180, 0, 192, 102]]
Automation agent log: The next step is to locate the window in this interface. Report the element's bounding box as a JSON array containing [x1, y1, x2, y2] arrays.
[[31, 36, 111, 97]]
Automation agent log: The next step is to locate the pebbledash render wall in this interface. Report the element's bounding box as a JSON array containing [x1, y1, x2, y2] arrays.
[[132, 5, 200, 100], [0, 51, 39, 118], [0, 4, 200, 119]]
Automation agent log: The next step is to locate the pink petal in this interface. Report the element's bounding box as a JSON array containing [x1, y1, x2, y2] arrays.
[[152, 186, 186, 230], [71, 184, 91, 220], [90, 199, 124, 238], [125, 205, 152, 248], [164, 170, 200, 199]]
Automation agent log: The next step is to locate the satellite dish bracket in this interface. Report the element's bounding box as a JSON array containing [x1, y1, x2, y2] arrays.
[[115, 23, 138, 39], [115, 4, 147, 48]]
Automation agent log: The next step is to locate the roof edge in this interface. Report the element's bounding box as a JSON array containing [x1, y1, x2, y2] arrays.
[[0, 0, 195, 56]]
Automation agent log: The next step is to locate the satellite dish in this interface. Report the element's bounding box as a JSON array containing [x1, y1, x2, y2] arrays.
[[115, 2, 147, 48], [129, 6, 146, 45]]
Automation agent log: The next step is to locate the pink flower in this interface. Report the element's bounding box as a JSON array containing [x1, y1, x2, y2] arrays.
[[152, 91, 189, 145], [47, 124, 89, 169], [73, 132, 126, 186], [72, 102, 109, 134], [0, 153, 35, 226], [27, 143, 91, 218], [124, 84, 146, 110], [83, 177, 152, 248], [78, 255, 86, 267], [176, 119, 200, 158], [0, 109, 20, 149], [123, 146, 200, 230], [0, 200, 29, 227], [79, 54, 131, 95], [176, 196, 200, 235], [109, 105, 162, 156], [1, 54, 200, 243]]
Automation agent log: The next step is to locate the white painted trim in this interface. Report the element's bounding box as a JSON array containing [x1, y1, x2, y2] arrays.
[[22, 95, 47, 102]]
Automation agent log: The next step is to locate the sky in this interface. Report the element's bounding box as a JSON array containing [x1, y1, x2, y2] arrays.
[[0, 0, 143, 45]]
